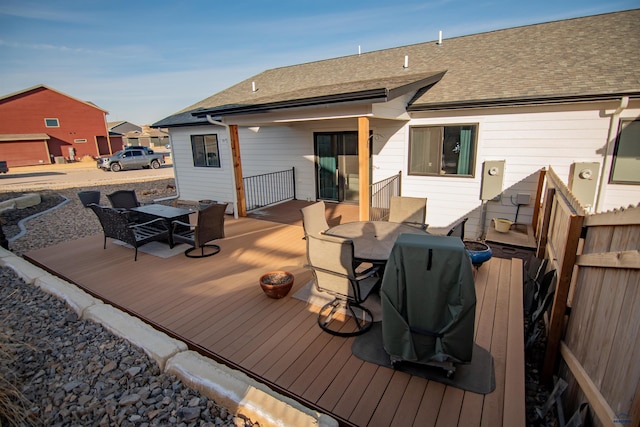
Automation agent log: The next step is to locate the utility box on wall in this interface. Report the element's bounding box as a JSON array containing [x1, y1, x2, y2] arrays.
[[481, 160, 506, 201], [568, 162, 600, 209]]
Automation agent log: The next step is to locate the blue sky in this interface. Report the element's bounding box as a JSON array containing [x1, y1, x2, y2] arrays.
[[0, 1, 636, 125]]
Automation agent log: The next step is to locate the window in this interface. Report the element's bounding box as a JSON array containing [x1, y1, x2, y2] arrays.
[[408, 125, 477, 176], [191, 134, 220, 167], [45, 118, 59, 127], [610, 120, 640, 184]]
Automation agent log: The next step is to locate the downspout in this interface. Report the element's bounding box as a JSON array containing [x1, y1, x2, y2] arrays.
[[595, 96, 629, 212], [206, 115, 239, 219], [153, 132, 180, 203]]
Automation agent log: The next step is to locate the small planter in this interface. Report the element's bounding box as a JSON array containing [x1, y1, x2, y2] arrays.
[[493, 218, 513, 233], [464, 241, 493, 267], [260, 271, 294, 299]]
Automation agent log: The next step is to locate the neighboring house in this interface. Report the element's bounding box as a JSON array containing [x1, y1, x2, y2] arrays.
[[107, 121, 170, 149], [123, 125, 170, 148], [108, 120, 142, 135], [107, 121, 139, 153], [0, 85, 117, 166], [153, 9, 640, 239]]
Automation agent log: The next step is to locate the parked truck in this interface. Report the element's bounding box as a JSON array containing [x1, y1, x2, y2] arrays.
[[97, 149, 165, 172]]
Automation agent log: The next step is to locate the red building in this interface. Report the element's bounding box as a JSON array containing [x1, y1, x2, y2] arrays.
[[0, 85, 120, 167]]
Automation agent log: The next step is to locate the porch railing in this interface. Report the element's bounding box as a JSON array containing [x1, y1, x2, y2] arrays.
[[243, 167, 296, 211], [369, 171, 401, 221]]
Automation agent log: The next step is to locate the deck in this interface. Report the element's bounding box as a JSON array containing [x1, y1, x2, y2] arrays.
[[23, 200, 525, 427]]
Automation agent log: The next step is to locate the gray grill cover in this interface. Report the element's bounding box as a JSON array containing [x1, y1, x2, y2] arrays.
[[381, 234, 476, 364]]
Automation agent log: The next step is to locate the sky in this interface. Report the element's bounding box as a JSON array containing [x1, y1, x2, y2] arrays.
[[1, 1, 637, 126]]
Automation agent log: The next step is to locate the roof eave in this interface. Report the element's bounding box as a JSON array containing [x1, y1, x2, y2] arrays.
[[192, 88, 389, 118], [408, 92, 640, 111]]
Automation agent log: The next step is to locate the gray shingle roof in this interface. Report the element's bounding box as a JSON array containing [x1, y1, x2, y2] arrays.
[[154, 9, 640, 127]]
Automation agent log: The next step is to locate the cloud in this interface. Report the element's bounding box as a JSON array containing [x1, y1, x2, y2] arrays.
[[0, 2, 91, 23]]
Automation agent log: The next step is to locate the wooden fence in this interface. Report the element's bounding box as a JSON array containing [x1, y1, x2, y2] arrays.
[[535, 167, 640, 427]]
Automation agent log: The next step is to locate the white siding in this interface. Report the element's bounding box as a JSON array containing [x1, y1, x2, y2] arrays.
[[237, 126, 316, 201], [169, 101, 640, 235], [169, 125, 236, 210], [392, 103, 640, 238]]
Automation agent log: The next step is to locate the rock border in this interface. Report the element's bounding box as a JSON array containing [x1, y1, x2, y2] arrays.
[[0, 247, 337, 427]]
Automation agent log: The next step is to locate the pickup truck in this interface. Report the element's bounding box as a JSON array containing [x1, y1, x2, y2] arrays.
[[97, 149, 165, 172], [0, 161, 8, 174]]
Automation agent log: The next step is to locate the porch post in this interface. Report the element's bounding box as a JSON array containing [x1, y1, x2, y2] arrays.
[[358, 117, 370, 221], [229, 125, 247, 217]]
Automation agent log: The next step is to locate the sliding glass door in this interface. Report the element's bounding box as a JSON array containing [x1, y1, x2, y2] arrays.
[[315, 132, 360, 203]]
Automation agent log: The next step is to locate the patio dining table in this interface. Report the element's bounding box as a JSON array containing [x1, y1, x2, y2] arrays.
[[324, 221, 428, 263], [129, 204, 194, 247]]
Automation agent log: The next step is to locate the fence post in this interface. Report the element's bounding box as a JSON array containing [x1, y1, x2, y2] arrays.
[[542, 212, 584, 383], [536, 188, 555, 259], [532, 169, 546, 236]]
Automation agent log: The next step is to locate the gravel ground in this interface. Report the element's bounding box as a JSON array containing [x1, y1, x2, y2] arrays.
[[1, 180, 259, 427], [1, 180, 556, 426]]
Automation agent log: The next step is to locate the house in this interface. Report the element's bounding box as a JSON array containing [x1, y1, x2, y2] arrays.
[[108, 120, 142, 136], [123, 125, 170, 149], [153, 9, 640, 239], [107, 121, 170, 150], [0, 85, 117, 166]]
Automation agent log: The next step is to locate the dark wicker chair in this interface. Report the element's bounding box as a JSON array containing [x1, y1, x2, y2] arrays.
[[106, 190, 143, 222], [171, 203, 227, 258], [106, 190, 141, 209], [446, 217, 469, 239], [88, 204, 169, 261]]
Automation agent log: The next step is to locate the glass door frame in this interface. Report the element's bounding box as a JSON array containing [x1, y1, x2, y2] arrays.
[[313, 131, 371, 203]]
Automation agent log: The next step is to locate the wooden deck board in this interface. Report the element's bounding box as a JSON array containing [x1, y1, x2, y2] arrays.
[[390, 375, 428, 426], [23, 201, 526, 427]]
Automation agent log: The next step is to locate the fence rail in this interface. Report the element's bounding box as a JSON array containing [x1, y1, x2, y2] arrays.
[[369, 171, 401, 221], [243, 168, 296, 211]]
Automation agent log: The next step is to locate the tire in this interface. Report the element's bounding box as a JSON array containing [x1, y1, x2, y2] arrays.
[[150, 159, 160, 169], [110, 163, 122, 172]]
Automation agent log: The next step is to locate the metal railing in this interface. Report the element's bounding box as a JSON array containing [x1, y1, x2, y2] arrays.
[[243, 167, 296, 211], [369, 171, 401, 221]]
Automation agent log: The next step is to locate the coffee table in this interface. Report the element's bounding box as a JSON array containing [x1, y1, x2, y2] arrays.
[[130, 204, 194, 247]]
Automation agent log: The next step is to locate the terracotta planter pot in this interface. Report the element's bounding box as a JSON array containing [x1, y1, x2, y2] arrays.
[[259, 271, 294, 299]]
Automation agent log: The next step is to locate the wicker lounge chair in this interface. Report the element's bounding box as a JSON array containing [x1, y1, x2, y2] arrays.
[[171, 203, 227, 258], [88, 204, 169, 261]]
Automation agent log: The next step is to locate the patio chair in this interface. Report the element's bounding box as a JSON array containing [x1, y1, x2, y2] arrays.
[[388, 196, 427, 230], [305, 233, 381, 337], [107, 190, 141, 209], [88, 204, 169, 261], [300, 201, 330, 237], [107, 190, 143, 222], [446, 217, 469, 239], [171, 203, 227, 258]]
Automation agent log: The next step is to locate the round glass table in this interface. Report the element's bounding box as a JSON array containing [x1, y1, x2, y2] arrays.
[[324, 221, 427, 263]]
